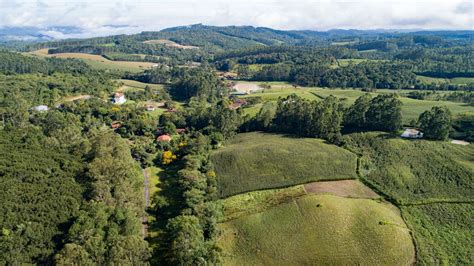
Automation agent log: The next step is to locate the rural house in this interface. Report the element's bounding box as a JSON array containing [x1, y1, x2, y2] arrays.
[[401, 128, 423, 139], [32, 105, 49, 112], [157, 134, 172, 142], [113, 92, 126, 105]]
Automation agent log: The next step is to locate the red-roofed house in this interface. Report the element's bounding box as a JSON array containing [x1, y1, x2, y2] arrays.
[[157, 134, 172, 142]]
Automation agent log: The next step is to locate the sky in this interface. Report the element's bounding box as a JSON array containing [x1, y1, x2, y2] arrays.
[[0, 0, 472, 38]]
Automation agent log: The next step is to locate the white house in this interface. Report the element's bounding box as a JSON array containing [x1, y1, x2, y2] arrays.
[[113, 92, 126, 105], [401, 128, 423, 139], [32, 105, 49, 112]]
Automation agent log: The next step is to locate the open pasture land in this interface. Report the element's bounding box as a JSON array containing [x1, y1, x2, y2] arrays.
[[345, 132, 474, 204], [116, 79, 165, 92], [28, 49, 156, 72], [401, 203, 474, 265], [211, 132, 357, 197], [219, 193, 415, 265], [416, 75, 474, 85], [239, 84, 474, 122], [143, 39, 199, 49]]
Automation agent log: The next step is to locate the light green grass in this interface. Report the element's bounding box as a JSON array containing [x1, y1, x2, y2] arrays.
[[416, 75, 474, 85], [345, 132, 474, 204], [211, 132, 358, 197], [240, 86, 474, 122], [401, 203, 474, 265], [219, 194, 414, 265]]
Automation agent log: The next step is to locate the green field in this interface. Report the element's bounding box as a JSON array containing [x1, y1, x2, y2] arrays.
[[239, 85, 474, 122], [28, 49, 156, 73], [211, 132, 357, 197], [117, 79, 165, 91], [345, 132, 474, 204], [416, 75, 474, 85], [219, 193, 415, 265], [402, 203, 474, 265]]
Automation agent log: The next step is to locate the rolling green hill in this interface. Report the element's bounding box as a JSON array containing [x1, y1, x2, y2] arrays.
[[211, 132, 358, 197], [219, 192, 415, 265]]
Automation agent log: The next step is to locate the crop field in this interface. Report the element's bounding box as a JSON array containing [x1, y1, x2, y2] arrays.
[[332, 58, 387, 68], [28, 49, 156, 72], [219, 193, 415, 265], [211, 132, 358, 197], [345, 132, 474, 204], [401, 203, 473, 265], [239, 85, 474, 122]]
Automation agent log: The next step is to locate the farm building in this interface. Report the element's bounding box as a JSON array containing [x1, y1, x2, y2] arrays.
[[401, 128, 423, 139], [32, 105, 49, 112], [146, 105, 156, 111], [113, 92, 126, 105], [157, 134, 172, 142], [111, 122, 122, 130]]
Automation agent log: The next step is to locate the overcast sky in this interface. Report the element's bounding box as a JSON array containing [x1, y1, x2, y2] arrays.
[[0, 0, 472, 38]]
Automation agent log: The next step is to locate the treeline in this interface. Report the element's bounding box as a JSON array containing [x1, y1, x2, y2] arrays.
[[55, 132, 149, 264], [165, 136, 222, 264], [249, 93, 402, 143], [0, 51, 93, 75]]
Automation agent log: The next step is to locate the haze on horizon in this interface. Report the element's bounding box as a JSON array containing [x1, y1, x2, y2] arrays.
[[0, 0, 473, 39]]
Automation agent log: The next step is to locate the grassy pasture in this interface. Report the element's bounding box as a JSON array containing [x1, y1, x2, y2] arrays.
[[401, 203, 474, 265], [416, 75, 474, 85], [219, 193, 415, 265], [345, 132, 474, 204], [143, 39, 199, 49], [211, 132, 358, 197], [239, 85, 474, 122], [117, 79, 165, 92], [28, 49, 156, 73]]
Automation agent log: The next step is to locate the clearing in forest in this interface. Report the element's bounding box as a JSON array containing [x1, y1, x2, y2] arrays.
[[143, 39, 199, 49]]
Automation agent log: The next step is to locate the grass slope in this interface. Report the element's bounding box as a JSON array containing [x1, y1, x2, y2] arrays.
[[211, 132, 357, 197], [219, 193, 414, 265], [401, 203, 473, 265], [28, 49, 155, 73], [345, 133, 474, 204]]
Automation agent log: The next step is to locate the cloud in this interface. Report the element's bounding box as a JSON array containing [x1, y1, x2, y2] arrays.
[[0, 0, 472, 38]]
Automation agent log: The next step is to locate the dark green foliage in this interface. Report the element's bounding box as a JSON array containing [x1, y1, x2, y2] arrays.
[[365, 94, 402, 132], [56, 132, 150, 263], [272, 94, 345, 142], [418, 106, 452, 140], [344, 93, 372, 129], [169, 68, 227, 102], [0, 129, 84, 264]]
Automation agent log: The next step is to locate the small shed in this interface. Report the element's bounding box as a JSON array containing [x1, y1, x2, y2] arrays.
[[113, 92, 126, 105]]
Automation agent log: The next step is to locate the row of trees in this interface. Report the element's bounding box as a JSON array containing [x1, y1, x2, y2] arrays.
[[165, 136, 222, 264], [266, 94, 403, 143]]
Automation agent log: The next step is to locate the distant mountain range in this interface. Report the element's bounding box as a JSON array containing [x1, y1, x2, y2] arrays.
[[1, 24, 472, 46]]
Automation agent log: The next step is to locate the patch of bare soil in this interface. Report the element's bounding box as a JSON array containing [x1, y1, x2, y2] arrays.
[[304, 180, 380, 199]]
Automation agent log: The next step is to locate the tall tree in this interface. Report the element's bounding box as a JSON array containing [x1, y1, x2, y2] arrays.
[[418, 106, 452, 140]]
